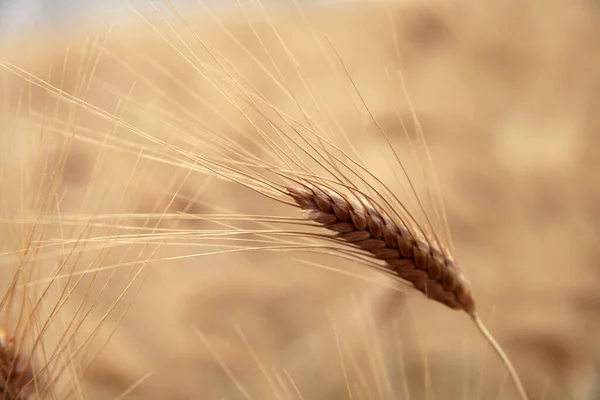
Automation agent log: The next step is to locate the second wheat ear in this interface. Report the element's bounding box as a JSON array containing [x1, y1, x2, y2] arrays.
[[0, 329, 34, 400], [287, 181, 529, 400]]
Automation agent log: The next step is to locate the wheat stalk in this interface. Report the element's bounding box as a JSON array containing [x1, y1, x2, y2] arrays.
[[284, 180, 528, 400]]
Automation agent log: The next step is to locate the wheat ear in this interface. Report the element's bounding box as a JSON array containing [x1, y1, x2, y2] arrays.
[[0, 328, 34, 400], [287, 182, 474, 313], [286, 181, 529, 400]]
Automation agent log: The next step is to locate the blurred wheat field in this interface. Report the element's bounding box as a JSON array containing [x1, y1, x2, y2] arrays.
[[1, 0, 600, 399]]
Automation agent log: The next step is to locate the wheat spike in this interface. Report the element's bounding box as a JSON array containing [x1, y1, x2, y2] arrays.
[[287, 182, 475, 313], [286, 180, 529, 400], [0, 329, 34, 400]]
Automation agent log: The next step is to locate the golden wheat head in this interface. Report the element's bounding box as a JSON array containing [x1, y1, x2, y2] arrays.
[[287, 182, 475, 312], [0, 329, 35, 400]]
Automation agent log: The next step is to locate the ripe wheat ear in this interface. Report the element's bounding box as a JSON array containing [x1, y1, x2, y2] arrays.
[[0, 329, 34, 400], [284, 179, 527, 400], [287, 182, 474, 313]]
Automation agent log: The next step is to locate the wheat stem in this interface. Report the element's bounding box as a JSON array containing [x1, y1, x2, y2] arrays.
[[284, 178, 529, 399], [469, 313, 529, 400]]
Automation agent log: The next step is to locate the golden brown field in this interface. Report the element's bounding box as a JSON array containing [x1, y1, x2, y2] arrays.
[[1, 0, 600, 399]]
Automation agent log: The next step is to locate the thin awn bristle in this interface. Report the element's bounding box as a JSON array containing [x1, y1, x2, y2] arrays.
[[286, 181, 475, 313]]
